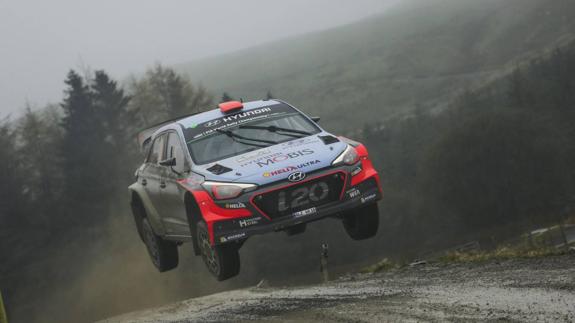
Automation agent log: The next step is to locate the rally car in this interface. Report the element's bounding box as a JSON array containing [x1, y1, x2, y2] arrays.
[[129, 99, 383, 280]]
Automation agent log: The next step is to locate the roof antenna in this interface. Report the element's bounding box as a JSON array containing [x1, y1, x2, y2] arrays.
[[240, 98, 244, 103]]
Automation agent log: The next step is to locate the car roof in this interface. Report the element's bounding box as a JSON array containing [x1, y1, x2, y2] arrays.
[[139, 99, 288, 152], [176, 99, 283, 129]]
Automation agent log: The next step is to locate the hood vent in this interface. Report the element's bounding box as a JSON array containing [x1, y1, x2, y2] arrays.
[[318, 135, 340, 145], [207, 164, 233, 175]]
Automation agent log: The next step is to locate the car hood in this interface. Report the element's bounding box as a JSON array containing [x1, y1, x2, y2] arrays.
[[193, 133, 347, 185]]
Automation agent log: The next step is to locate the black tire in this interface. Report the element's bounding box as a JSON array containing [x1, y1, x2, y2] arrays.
[[342, 203, 380, 240], [197, 222, 240, 281], [141, 217, 179, 272], [285, 223, 307, 236]]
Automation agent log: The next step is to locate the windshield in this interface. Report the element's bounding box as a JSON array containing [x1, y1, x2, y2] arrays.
[[185, 107, 320, 165]]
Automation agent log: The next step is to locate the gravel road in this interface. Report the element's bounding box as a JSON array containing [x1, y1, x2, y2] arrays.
[[101, 254, 575, 322]]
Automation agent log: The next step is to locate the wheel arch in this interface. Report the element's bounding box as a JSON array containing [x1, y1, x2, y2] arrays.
[[129, 183, 166, 237]]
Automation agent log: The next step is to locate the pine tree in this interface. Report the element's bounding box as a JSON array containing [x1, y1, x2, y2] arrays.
[[92, 71, 132, 148], [18, 106, 64, 228], [91, 70, 135, 195], [0, 118, 27, 228], [60, 70, 106, 223]]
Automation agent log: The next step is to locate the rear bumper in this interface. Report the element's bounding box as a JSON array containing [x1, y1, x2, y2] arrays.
[[209, 161, 382, 245]]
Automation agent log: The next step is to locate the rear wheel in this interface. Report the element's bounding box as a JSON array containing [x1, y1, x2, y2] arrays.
[[197, 222, 240, 281], [342, 203, 379, 240], [142, 217, 179, 272]]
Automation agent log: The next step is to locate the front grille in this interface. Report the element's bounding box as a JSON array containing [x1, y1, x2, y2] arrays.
[[252, 172, 346, 219]]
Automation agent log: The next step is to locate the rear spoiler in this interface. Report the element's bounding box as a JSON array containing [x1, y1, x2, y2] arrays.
[[135, 111, 203, 153]]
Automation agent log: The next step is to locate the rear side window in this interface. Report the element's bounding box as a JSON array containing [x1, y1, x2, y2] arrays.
[[148, 134, 167, 164]]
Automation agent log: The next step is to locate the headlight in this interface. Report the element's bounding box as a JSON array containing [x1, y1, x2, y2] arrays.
[[332, 145, 360, 166], [202, 181, 257, 200], [177, 172, 206, 190]]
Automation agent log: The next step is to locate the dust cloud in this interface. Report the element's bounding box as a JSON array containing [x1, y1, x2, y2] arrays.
[[28, 210, 237, 323], [26, 204, 385, 323]]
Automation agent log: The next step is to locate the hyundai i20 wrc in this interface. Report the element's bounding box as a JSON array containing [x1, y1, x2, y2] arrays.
[[129, 100, 383, 280]]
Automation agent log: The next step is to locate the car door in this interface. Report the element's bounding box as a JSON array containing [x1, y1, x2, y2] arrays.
[[158, 131, 192, 237], [142, 133, 168, 223]]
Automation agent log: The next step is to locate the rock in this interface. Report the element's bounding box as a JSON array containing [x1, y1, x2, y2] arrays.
[[409, 260, 428, 267]]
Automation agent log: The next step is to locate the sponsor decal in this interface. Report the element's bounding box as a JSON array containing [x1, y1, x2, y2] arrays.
[[204, 119, 221, 127], [238, 217, 261, 228], [220, 232, 246, 243], [293, 207, 317, 218], [361, 193, 377, 203], [287, 171, 306, 183], [347, 188, 361, 199], [256, 149, 314, 168], [235, 148, 273, 164], [281, 137, 319, 149], [221, 108, 272, 122], [263, 160, 321, 177], [185, 104, 295, 141], [239, 152, 283, 167], [192, 107, 278, 140], [224, 202, 246, 209], [202, 107, 272, 130]]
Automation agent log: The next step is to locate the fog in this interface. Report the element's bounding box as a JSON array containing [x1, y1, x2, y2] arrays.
[[0, 0, 395, 116]]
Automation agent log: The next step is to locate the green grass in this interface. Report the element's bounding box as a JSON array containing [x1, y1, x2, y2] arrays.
[[438, 246, 567, 264], [361, 246, 570, 274], [0, 290, 7, 323], [361, 258, 401, 274]]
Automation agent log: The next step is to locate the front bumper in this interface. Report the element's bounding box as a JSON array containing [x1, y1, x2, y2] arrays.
[[208, 161, 382, 245]]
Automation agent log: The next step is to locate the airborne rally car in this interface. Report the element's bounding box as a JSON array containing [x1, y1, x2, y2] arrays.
[[129, 100, 383, 280]]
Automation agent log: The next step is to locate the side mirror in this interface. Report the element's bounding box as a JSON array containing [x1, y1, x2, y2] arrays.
[[159, 157, 176, 167], [311, 116, 321, 123]]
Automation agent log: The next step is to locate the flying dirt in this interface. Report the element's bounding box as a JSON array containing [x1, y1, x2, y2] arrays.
[[101, 254, 575, 322]]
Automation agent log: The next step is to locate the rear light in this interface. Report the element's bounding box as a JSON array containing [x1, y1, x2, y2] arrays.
[[202, 181, 257, 200], [332, 145, 360, 166]]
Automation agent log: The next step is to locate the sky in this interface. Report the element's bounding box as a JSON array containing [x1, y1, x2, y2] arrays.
[[0, 0, 395, 116]]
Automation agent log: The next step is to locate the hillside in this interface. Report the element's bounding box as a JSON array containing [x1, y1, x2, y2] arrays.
[[178, 0, 575, 131]]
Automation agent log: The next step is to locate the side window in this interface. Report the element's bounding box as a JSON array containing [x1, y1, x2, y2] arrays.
[[147, 134, 166, 164], [166, 132, 186, 173]]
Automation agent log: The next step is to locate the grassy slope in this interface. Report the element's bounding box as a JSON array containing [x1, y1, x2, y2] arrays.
[[177, 0, 575, 132]]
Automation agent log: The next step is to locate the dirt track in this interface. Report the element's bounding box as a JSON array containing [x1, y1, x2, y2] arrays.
[[101, 254, 575, 322]]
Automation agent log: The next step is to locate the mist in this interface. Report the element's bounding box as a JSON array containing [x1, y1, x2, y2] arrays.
[[0, 0, 395, 116], [2, 0, 575, 321]]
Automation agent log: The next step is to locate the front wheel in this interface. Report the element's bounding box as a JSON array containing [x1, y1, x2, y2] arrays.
[[342, 203, 380, 240], [197, 222, 240, 281]]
